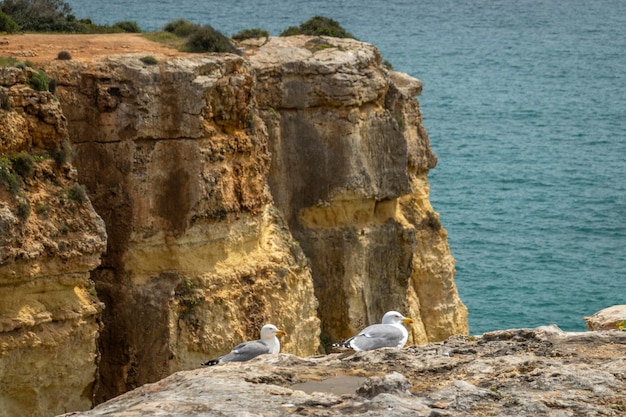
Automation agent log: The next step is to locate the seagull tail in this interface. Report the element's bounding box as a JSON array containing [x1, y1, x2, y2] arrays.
[[201, 359, 220, 366], [331, 338, 353, 350]]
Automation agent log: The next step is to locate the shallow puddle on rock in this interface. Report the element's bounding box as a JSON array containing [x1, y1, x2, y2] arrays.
[[291, 375, 367, 395]]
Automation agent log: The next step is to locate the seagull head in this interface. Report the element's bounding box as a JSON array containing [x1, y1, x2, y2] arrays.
[[260, 324, 287, 340], [381, 311, 414, 325]]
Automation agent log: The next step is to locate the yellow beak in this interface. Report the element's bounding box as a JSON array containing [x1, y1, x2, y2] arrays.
[[276, 329, 287, 337], [402, 317, 414, 325]]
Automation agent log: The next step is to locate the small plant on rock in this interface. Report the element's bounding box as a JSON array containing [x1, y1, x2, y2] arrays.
[[424, 211, 442, 232], [175, 279, 204, 329], [140, 55, 158, 65], [66, 183, 87, 204], [163, 18, 199, 38], [29, 69, 49, 91], [232, 28, 269, 41], [10, 152, 35, 179], [57, 50, 72, 60], [280, 16, 356, 39], [0, 56, 19, 67], [50, 139, 73, 166], [15, 199, 30, 220], [113, 20, 141, 33], [183, 24, 240, 54], [35, 203, 50, 217], [0, 157, 19, 194]]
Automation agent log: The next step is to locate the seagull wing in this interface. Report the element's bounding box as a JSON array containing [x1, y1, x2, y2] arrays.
[[348, 324, 404, 351], [218, 339, 271, 363]]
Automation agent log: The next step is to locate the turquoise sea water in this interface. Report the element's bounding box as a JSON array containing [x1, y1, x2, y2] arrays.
[[65, 0, 626, 335]]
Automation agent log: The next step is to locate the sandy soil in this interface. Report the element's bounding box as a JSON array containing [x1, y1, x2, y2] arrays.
[[0, 33, 185, 64]]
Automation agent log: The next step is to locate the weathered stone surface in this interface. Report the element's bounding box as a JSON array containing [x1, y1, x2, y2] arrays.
[[0, 66, 107, 417], [584, 305, 626, 330], [247, 36, 467, 346], [57, 327, 626, 417]]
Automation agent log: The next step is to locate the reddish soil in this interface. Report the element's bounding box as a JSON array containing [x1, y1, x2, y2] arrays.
[[0, 33, 184, 64]]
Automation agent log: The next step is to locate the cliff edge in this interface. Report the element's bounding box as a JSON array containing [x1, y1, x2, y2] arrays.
[[58, 327, 626, 417]]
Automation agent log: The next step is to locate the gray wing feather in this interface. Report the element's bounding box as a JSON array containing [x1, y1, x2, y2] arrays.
[[349, 324, 403, 351], [219, 340, 270, 363]]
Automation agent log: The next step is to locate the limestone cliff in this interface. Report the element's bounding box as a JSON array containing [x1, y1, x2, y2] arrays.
[[247, 36, 468, 345], [47, 53, 321, 403], [1, 33, 468, 415], [0, 66, 107, 417]]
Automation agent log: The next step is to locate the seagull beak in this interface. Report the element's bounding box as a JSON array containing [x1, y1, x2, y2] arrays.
[[276, 329, 287, 337], [402, 317, 414, 325]]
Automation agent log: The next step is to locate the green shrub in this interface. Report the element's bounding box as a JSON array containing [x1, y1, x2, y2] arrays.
[[15, 199, 30, 220], [29, 70, 49, 91], [0, 157, 19, 194], [175, 279, 203, 323], [0, 56, 19, 67], [280, 26, 301, 37], [280, 16, 355, 39], [232, 27, 269, 41], [66, 183, 86, 203], [35, 203, 49, 217], [163, 18, 198, 37], [14, 60, 33, 69], [113, 20, 141, 33], [0, 9, 19, 33], [382, 60, 393, 70], [183, 25, 239, 54], [424, 211, 442, 231], [50, 139, 73, 166], [11, 152, 34, 179], [0, 0, 142, 33], [0, 0, 84, 32], [140, 55, 158, 65], [57, 50, 72, 60]]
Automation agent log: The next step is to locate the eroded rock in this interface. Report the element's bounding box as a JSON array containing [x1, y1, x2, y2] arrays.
[[584, 305, 626, 331], [58, 327, 626, 417], [0, 65, 107, 417]]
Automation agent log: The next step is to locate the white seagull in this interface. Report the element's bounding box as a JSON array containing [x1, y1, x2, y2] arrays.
[[336, 311, 414, 351], [202, 324, 286, 366]]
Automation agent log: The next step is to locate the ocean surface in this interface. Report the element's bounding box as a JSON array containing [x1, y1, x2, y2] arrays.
[[65, 0, 626, 335]]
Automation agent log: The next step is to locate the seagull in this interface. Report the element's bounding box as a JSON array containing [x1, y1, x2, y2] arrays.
[[334, 311, 414, 351], [201, 324, 286, 366]]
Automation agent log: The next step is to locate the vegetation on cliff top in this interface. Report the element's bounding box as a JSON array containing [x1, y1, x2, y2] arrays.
[[0, 0, 140, 33], [1, 1, 356, 50], [1, 1, 364, 60], [280, 16, 356, 39]]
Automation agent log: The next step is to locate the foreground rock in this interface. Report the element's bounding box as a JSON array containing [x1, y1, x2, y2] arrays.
[[58, 326, 626, 417], [584, 305, 626, 331]]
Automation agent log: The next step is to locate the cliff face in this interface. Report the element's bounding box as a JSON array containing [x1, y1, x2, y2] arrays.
[[1, 34, 468, 415], [247, 36, 468, 345], [48, 54, 321, 403], [0, 66, 107, 417]]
